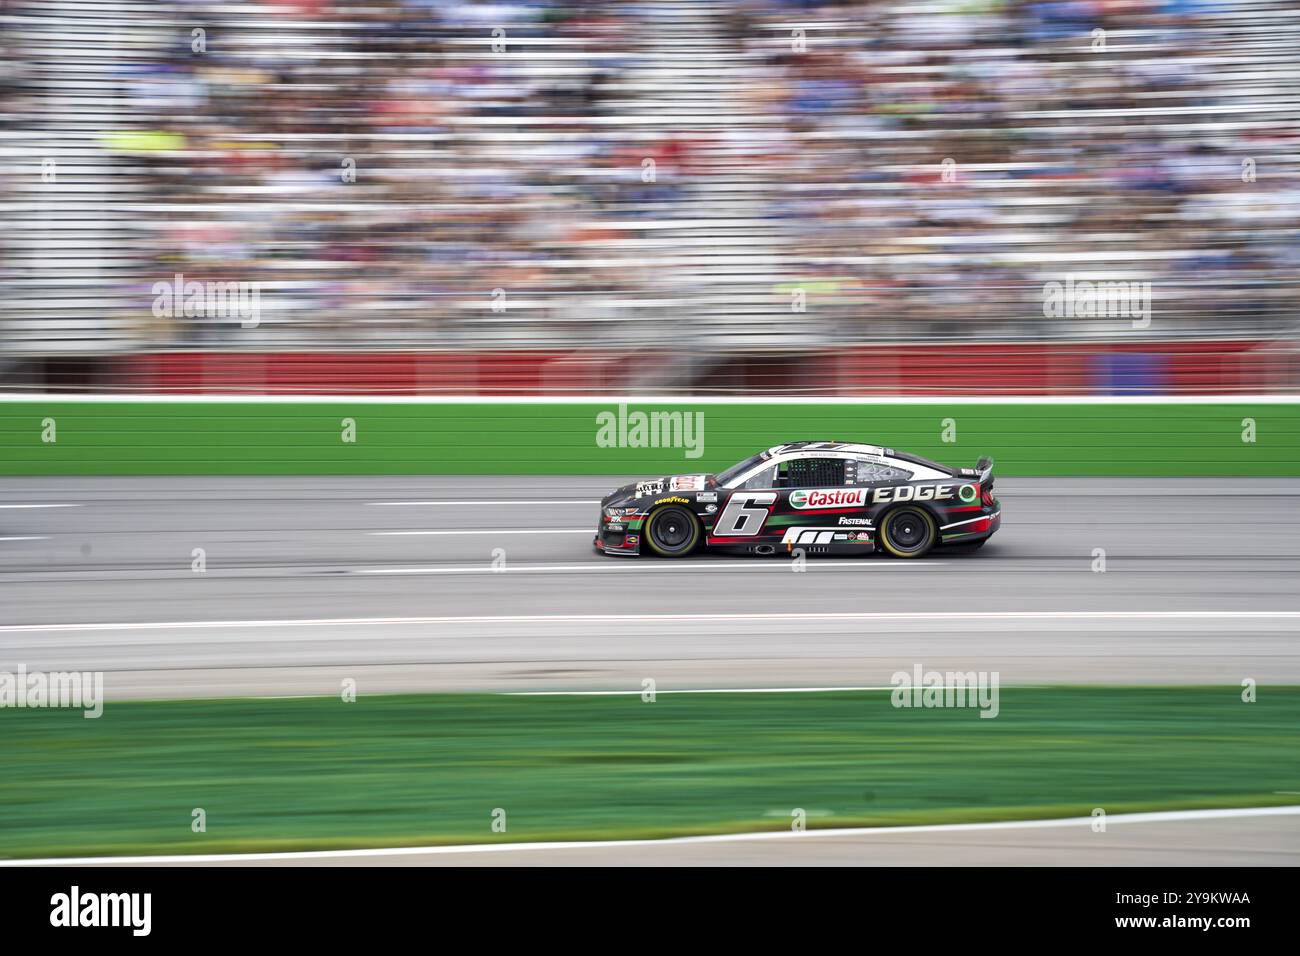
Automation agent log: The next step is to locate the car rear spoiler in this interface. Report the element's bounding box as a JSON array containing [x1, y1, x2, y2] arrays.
[[975, 456, 994, 482]]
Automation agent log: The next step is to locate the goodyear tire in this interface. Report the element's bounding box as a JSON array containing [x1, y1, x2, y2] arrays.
[[879, 506, 937, 558], [645, 504, 701, 557]]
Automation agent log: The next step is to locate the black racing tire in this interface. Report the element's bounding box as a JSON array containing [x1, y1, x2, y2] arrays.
[[644, 504, 701, 558], [878, 506, 938, 558]]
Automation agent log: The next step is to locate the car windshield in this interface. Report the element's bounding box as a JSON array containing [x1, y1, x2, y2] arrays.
[[715, 450, 772, 486]]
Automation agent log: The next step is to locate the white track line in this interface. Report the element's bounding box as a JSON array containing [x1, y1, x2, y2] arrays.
[[0, 536, 47, 542], [4, 806, 1296, 866], [353, 561, 942, 574], [6, 394, 1298, 405], [368, 500, 599, 506], [370, 528, 592, 536], [511, 686, 898, 696], [1, 610, 1297, 634], [0, 504, 79, 509]]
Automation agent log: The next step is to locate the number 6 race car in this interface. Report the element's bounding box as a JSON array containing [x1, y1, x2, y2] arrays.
[[595, 441, 1000, 558]]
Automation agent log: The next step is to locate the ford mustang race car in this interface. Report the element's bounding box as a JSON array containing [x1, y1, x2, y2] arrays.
[[595, 441, 1000, 558]]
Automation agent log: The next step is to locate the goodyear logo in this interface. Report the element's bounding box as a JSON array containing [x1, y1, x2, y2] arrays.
[[654, 496, 691, 505]]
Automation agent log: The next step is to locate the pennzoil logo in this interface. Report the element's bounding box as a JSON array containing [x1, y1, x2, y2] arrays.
[[654, 496, 690, 505]]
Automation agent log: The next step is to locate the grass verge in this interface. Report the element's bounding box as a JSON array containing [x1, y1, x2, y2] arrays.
[[3, 687, 1298, 858]]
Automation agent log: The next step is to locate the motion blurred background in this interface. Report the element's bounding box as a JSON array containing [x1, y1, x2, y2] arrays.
[[2, 0, 1299, 394]]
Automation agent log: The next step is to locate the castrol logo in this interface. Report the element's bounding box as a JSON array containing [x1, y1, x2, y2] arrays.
[[789, 488, 869, 509]]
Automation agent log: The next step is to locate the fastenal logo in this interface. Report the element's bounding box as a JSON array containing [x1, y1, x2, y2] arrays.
[[595, 403, 705, 460], [789, 488, 868, 509], [890, 664, 999, 718], [1042, 274, 1151, 328], [152, 272, 261, 328], [50, 886, 151, 936], [0, 665, 103, 717]]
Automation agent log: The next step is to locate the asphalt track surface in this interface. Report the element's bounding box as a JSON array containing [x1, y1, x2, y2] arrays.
[[2, 475, 1298, 865], [1, 475, 1297, 697]]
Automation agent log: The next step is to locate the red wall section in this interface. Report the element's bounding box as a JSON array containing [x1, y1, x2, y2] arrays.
[[116, 341, 1292, 395], [827, 340, 1289, 395]]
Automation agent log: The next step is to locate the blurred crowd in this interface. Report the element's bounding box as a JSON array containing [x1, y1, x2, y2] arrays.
[[2, 0, 1299, 354]]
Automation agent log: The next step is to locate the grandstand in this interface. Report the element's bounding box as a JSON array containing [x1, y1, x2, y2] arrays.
[[2, 0, 1298, 392]]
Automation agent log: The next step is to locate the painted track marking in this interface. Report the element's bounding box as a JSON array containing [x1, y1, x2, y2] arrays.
[[370, 528, 592, 536], [3, 806, 1296, 866], [367, 500, 599, 506], [1, 609, 1297, 634], [351, 560, 943, 574]]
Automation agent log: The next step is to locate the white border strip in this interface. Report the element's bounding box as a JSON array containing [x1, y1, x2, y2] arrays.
[[4, 806, 1296, 866], [3, 609, 1299, 634], [2, 394, 1298, 405]]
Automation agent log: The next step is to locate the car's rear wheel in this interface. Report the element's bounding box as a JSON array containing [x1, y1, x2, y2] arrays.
[[645, 505, 700, 557], [879, 506, 937, 558]]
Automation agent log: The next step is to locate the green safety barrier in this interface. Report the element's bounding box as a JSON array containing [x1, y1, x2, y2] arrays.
[[1, 398, 1295, 476]]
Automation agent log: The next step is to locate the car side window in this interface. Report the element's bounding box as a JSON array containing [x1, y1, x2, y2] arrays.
[[739, 465, 777, 490], [848, 461, 914, 484]]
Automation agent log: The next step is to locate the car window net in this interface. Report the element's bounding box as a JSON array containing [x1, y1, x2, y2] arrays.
[[785, 458, 846, 487]]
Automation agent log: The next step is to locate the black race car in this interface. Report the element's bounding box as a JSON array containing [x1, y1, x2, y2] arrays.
[[595, 441, 999, 558]]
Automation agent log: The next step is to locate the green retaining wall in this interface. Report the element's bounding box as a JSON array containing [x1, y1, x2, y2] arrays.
[[1, 398, 1295, 476]]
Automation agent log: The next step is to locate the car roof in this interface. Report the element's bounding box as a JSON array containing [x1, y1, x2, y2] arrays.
[[766, 441, 957, 477], [767, 440, 888, 457], [721, 441, 956, 487]]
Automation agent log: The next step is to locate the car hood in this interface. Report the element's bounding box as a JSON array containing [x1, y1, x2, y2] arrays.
[[603, 474, 715, 505]]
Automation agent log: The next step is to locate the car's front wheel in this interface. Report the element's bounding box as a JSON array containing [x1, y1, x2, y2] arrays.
[[878, 506, 937, 558], [645, 505, 700, 557]]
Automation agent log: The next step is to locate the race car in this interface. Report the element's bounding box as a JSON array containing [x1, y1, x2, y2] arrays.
[[595, 441, 999, 558]]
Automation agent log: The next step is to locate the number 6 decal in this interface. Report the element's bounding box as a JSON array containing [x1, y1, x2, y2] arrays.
[[714, 492, 777, 536]]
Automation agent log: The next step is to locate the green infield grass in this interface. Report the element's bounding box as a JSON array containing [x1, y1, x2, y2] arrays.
[[2, 686, 1297, 858]]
